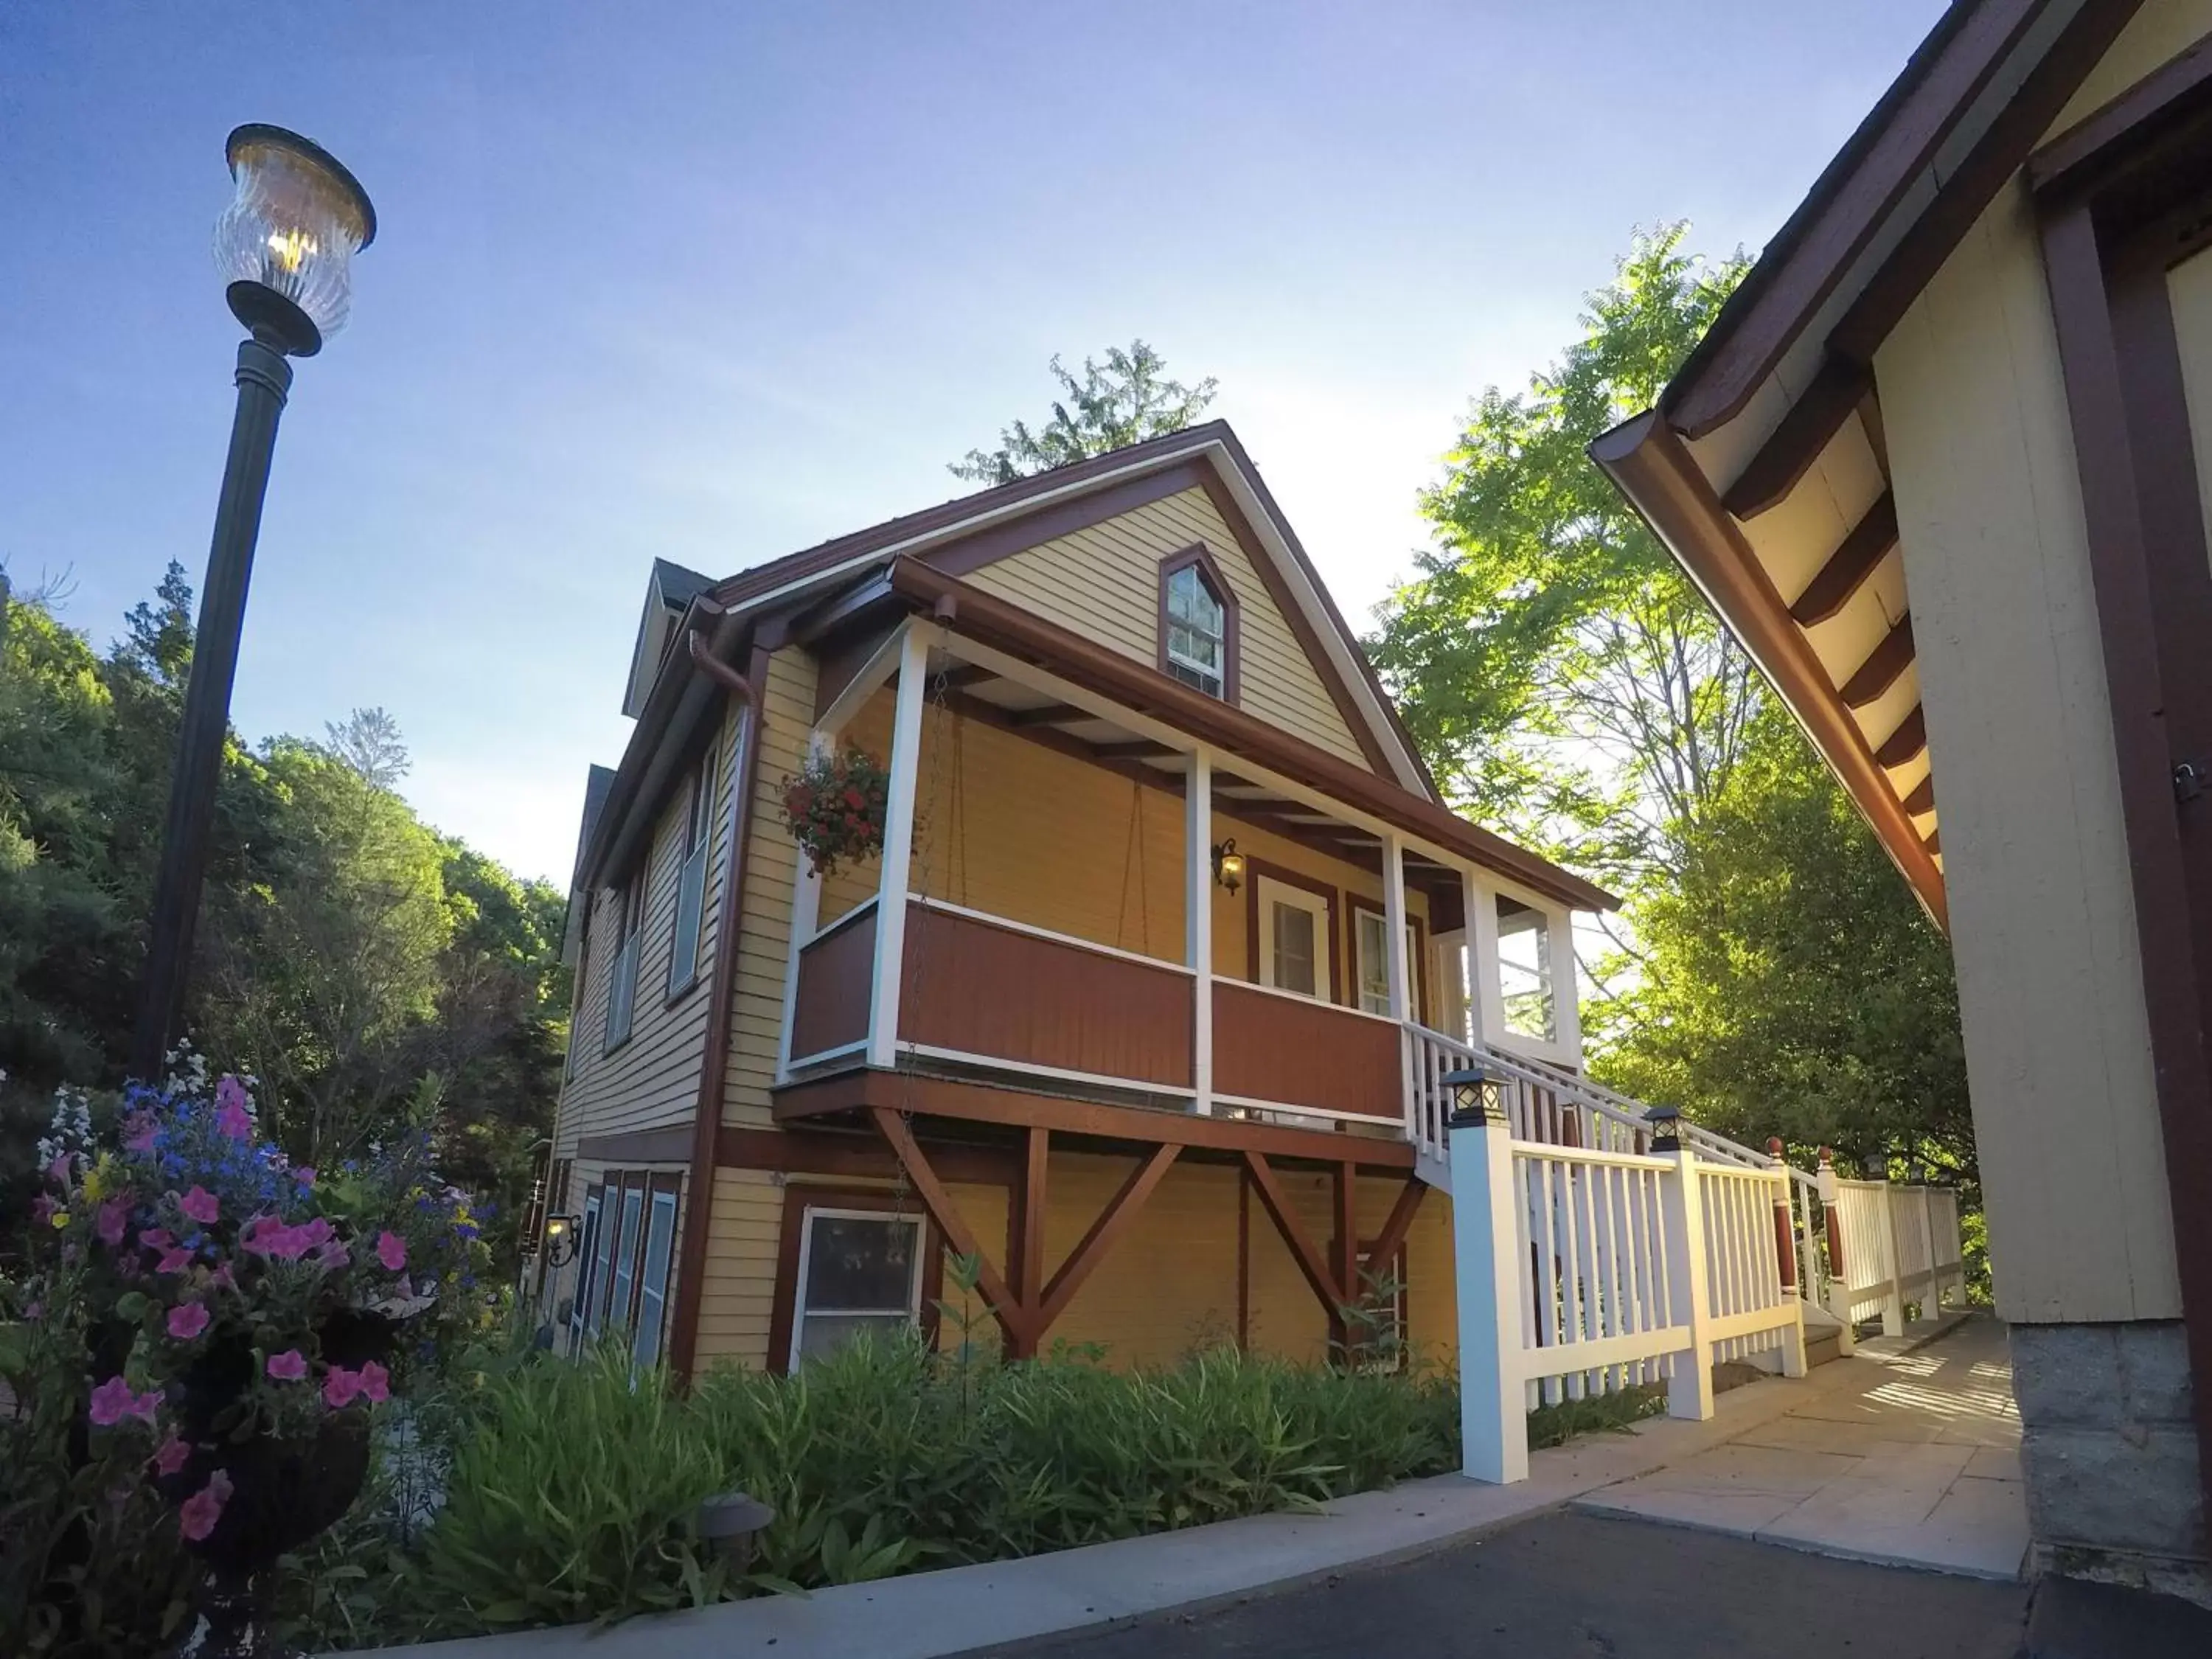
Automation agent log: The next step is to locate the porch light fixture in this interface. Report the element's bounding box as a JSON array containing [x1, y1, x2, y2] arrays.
[[1441, 1065, 1505, 1126], [1211, 838, 1245, 893], [541, 1214, 582, 1269], [1645, 1105, 1683, 1153], [214, 124, 377, 356]]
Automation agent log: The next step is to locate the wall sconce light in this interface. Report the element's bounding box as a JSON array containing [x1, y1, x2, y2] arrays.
[[542, 1214, 582, 1269], [1211, 838, 1245, 893]]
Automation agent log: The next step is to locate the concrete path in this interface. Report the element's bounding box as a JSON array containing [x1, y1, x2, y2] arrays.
[[1001, 1509, 2034, 1659], [1575, 1315, 2028, 1579], [370, 1318, 2025, 1659]]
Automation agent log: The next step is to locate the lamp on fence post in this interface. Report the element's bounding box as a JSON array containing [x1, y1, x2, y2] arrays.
[[1644, 1105, 1682, 1154], [1441, 1064, 1506, 1127], [130, 125, 376, 1082]]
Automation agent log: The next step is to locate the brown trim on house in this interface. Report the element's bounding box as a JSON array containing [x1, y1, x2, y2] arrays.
[[667, 635, 772, 1386], [1236, 1166, 1251, 1347], [1902, 774, 1935, 816], [1876, 706, 1928, 768], [773, 1065, 1418, 1172], [1590, 411, 1947, 928], [869, 1105, 1029, 1352], [717, 1124, 1019, 1186], [1156, 542, 1242, 704], [575, 1127, 691, 1166], [1365, 1177, 1428, 1287], [2026, 32, 2212, 199], [1242, 1151, 1346, 1337], [1721, 356, 1875, 518], [883, 558, 1618, 914], [1188, 468, 1399, 779], [1346, 892, 1430, 1024], [765, 1183, 945, 1376], [1663, 0, 2140, 437], [1034, 1143, 1181, 1333], [1790, 492, 1900, 627], [811, 615, 902, 723], [1014, 1127, 1050, 1314], [925, 459, 1214, 579], [1839, 614, 1916, 708], [2037, 138, 2212, 1527], [1245, 856, 1343, 1003]]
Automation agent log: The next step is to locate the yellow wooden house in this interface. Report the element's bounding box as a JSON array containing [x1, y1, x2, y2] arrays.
[[533, 420, 1615, 1380]]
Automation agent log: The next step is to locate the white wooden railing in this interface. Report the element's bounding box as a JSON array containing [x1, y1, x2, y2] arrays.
[[1454, 1118, 1808, 1482], [1826, 1175, 1966, 1333]]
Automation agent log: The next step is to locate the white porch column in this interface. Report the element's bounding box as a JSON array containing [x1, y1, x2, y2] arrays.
[[1382, 833, 1411, 1022], [1465, 870, 1506, 1046], [1548, 904, 1584, 1063], [1186, 749, 1213, 1115], [776, 727, 830, 1082], [866, 625, 931, 1069], [1450, 1098, 1527, 1483]]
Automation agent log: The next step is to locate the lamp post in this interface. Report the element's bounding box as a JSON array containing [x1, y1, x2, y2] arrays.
[[131, 126, 375, 1082]]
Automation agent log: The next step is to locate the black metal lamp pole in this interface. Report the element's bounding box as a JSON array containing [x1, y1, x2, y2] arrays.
[[129, 125, 376, 1083]]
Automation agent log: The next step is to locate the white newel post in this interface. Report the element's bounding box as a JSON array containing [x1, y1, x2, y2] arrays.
[[1877, 1180, 1906, 1336], [1917, 1185, 1938, 1310], [1186, 750, 1213, 1115], [1450, 1101, 1527, 1483], [1660, 1141, 1715, 1421], [866, 626, 931, 1069]]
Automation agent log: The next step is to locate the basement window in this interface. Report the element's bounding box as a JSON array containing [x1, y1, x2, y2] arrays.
[[790, 1208, 923, 1367]]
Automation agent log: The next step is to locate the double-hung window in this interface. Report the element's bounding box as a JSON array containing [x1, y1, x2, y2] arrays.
[[631, 1187, 680, 1370], [571, 1187, 608, 1350], [1353, 908, 1422, 1019], [789, 1207, 924, 1367], [1256, 875, 1332, 1001], [668, 749, 716, 1000], [605, 1182, 645, 1337], [1161, 552, 1233, 700], [1498, 900, 1557, 1043], [604, 869, 644, 1052]]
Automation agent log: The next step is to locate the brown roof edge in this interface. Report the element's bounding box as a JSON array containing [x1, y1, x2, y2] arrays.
[[884, 559, 1621, 914], [1590, 410, 1948, 931], [1661, 0, 2048, 438]]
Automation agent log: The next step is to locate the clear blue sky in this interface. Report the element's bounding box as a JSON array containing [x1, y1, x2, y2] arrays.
[[1, 1, 1944, 885]]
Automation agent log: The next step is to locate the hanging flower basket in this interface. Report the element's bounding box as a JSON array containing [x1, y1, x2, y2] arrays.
[[781, 746, 892, 878]]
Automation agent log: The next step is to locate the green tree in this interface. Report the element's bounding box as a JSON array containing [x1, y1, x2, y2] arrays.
[[950, 340, 1218, 484], [1596, 704, 1971, 1178]]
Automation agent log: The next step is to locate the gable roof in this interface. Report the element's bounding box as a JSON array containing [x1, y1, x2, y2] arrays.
[[696, 420, 1434, 796], [1591, 0, 2154, 931], [622, 560, 717, 719]]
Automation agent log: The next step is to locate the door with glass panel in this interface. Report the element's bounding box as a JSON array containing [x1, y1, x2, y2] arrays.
[[1353, 908, 1422, 1020], [1255, 876, 1332, 1000]]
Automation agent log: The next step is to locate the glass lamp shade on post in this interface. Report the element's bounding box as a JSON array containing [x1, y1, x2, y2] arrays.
[[1645, 1106, 1683, 1154], [1441, 1065, 1506, 1127], [213, 124, 375, 357], [129, 126, 375, 1085]]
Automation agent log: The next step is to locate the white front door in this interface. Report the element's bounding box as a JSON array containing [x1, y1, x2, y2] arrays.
[[1256, 876, 1332, 1000]]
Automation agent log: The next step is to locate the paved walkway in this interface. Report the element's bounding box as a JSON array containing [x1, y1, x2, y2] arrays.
[[1576, 1315, 2028, 1579]]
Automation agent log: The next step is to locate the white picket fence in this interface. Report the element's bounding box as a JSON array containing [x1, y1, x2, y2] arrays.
[[1453, 1113, 1806, 1483], [1826, 1177, 1966, 1332]]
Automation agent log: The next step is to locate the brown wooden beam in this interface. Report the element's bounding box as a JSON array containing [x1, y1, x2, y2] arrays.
[[1092, 738, 1178, 759], [1924, 827, 1941, 858], [1242, 1150, 1343, 1318], [1015, 1127, 1051, 1315], [715, 1125, 1018, 1186], [1037, 1144, 1181, 1330], [1840, 614, 1915, 707], [1007, 701, 1085, 728], [1331, 1162, 1360, 1352], [1790, 491, 1899, 626], [1902, 773, 1935, 816], [1363, 1177, 1428, 1287], [936, 663, 1000, 693], [1721, 355, 1874, 520], [869, 1105, 1031, 1352], [1874, 706, 1927, 768]]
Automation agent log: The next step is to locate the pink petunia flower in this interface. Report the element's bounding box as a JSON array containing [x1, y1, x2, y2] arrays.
[[96, 1197, 131, 1248], [213, 1076, 254, 1141], [210, 1261, 238, 1293], [178, 1186, 220, 1225], [265, 1349, 307, 1382], [124, 1114, 160, 1154], [376, 1231, 407, 1273], [139, 1227, 173, 1253], [156, 1246, 193, 1274], [151, 1433, 192, 1477], [322, 1366, 362, 1409], [88, 1375, 160, 1428], [358, 1360, 391, 1405], [178, 1470, 233, 1542], [167, 1301, 209, 1342], [313, 1240, 350, 1270], [293, 1166, 316, 1189]]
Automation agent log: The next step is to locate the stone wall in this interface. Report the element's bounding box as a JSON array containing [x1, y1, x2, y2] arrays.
[[2012, 1321, 2207, 1599]]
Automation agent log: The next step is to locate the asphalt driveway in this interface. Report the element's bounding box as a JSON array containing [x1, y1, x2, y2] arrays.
[[1004, 1509, 2033, 1659]]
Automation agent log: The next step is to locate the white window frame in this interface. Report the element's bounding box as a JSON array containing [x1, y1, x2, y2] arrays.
[[1256, 875, 1332, 1001], [1164, 563, 1228, 698], [787, 1206, 926, 1371], [1498, 901, 1557, 1045], [605, 1183, 644, 1336], [1354, 909, 1419, 1018], [631, 1188, 679, 1371], [668, 749, 716, 1001], [605, 872, 645, 1052]]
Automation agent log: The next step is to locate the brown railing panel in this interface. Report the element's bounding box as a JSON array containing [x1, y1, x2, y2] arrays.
[[900, 902, 1192, 1088], [790, 905, 877, 1061], [1214, 981, 1401, 1120]]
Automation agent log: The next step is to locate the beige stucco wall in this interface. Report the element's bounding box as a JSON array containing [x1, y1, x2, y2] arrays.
[[1874, 173, 2180, 1324]]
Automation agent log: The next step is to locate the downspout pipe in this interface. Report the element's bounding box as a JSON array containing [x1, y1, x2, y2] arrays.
[[666, 611, 765, 1385]]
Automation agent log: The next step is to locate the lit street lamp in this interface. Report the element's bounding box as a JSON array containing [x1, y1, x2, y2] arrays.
[[131, 126, 375, 1082]]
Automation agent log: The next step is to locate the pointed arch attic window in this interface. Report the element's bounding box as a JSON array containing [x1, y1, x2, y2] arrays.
[[1159, 546, 1237, 701]]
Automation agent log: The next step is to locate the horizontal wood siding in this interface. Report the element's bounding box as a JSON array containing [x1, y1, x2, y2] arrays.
[[1212, 982, 1402, 1120], [900, 902, 1194, 1087], [963, 487, 1372, 769], [1047, 1155, 1243, 1366], [554, 700, 740, 1146], [789, 906, 877, 1061], [723, 647, 820, 1131]]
